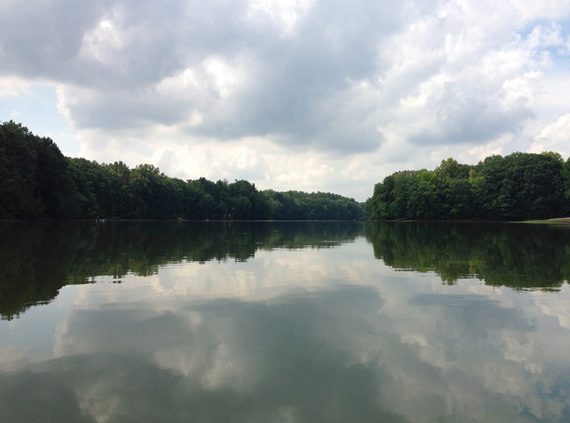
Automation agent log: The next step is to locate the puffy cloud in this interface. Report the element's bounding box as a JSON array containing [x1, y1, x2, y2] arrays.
[[530, 113, 570, 157], [1, 0, 570, 198]]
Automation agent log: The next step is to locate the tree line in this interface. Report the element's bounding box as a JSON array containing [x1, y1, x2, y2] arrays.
[[0, 121, 364, 220], [3, 121, 570, 221], [368, 153, 570, 220]]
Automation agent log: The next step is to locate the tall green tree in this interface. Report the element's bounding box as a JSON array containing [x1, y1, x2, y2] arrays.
[[368, 153, 569, 220]]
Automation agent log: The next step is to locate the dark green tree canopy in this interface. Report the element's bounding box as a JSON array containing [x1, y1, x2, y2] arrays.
[[0, 122, 365, 221], [368, 153, 569, 220]]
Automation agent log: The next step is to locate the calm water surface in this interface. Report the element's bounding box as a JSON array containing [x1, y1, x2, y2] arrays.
[[1, 222, 570, 422]]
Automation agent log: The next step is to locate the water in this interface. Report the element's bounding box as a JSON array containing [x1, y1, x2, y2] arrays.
[[1, 221, 569, 422]]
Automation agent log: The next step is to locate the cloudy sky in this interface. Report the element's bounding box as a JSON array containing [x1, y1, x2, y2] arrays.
[[1, 0, 569, 200]]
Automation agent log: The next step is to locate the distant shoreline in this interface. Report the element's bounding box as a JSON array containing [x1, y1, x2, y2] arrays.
[[0, 218, 365, 223], [2, 218, 569, 224], [518, 217, 570, 225]]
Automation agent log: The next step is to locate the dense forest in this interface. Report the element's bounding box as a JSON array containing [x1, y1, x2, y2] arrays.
[[3, 121, 570, 221], [0, 121, 364, 220], [368, 153, 570, 220]]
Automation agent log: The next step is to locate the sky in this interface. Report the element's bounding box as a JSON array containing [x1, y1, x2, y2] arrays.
[[0, 0, 569, 200]]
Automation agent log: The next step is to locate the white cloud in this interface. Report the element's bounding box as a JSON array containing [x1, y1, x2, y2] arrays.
[[247, 0, 316, 37], [0, 77, 33, 97], [511, 0, 570, 22], [1, 0, 570, 198], [530, 113, 570, 157]]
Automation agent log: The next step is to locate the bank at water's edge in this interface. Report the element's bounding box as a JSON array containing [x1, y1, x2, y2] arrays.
[[520, 217, 570, 225]]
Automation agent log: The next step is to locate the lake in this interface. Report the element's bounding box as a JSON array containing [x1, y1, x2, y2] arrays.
[[1, 221, 569, 422]]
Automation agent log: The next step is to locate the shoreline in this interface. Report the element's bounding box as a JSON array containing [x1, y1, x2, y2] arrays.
[[1, 218, 569, 224], [517, 217, 570, 225]]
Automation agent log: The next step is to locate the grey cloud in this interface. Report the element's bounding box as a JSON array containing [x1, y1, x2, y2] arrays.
[[0, 0, 404, 153], [409, 81, 534, 145], [0, 0, 252, 88], [0, 0, 559, 157], [0, 0, 110, 81], [62, 87, 189, 129], [193, 0, 402, 152]]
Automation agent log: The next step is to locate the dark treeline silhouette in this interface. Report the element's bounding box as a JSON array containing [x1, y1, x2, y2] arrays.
[[0, 221, 362, 320], [366, 222, 570, 289], [368, 154, 570, 220], [0, 121, 364, 220]]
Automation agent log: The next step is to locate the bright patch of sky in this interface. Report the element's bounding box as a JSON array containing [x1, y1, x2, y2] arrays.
[[1, 0, 569, 200], [0, 83, 77, 155]]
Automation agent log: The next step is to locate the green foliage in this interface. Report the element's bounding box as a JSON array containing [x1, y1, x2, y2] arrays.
[[262, 190, 365, 220], [368, 153, 569, 221], [0, 121, 75, 218], [0, 122, 365, 220], [564, 157, 570, 215]]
